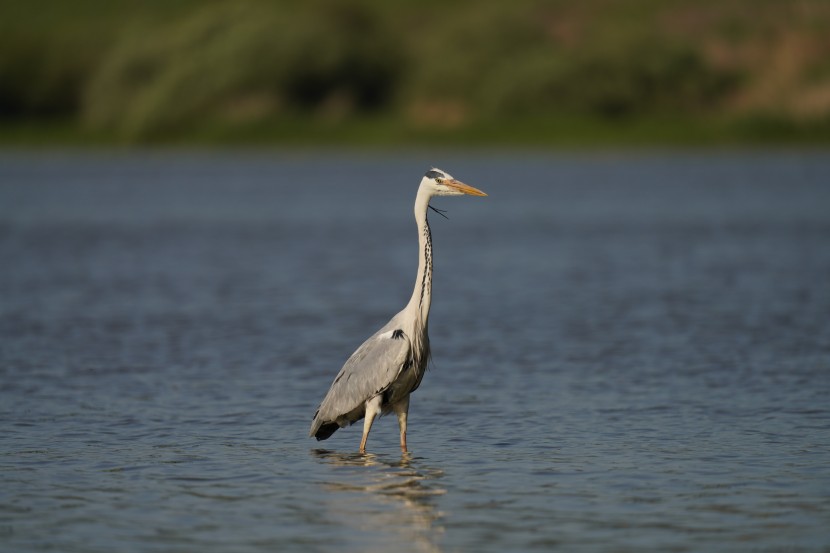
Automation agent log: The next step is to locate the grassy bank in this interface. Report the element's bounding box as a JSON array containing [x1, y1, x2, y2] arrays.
[[2, 0, 830, 147], [4, 115, 830, 149]]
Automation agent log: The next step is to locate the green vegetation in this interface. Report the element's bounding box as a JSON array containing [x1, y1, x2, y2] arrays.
[[2, 0, 830, 147]]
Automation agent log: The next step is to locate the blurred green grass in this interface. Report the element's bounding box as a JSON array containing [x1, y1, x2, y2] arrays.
[[2, 0, 830, 147]]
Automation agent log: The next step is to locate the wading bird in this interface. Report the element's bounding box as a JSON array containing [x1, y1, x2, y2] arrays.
[[309, 169, 486, 453]]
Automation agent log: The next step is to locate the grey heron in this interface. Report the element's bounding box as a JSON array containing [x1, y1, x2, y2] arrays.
[[309, 168, 486, 452]]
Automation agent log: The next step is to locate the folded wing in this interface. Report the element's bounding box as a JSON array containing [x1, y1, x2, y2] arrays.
[[309, 327, 411, 438]]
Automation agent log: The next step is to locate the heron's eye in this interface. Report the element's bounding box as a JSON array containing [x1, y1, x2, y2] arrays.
[[435, 178, 444, 185]]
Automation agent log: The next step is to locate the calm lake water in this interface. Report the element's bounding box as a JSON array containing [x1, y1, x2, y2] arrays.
[[1, 151, 829, 552]]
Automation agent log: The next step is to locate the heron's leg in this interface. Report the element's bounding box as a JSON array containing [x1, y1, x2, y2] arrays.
[[392, 395, 410, 452], [359, 395, 382, 453]]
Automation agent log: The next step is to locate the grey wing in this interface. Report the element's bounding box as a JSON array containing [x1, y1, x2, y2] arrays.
[[309, 329, 410, 436]]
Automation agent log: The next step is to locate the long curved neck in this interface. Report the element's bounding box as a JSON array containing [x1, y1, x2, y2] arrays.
[[406, 188, 433, 323]]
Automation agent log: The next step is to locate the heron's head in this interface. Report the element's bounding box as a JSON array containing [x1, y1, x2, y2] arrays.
[[420, 168, 487, 197]]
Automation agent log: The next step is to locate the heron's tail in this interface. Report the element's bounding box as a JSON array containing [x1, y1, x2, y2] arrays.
[[309, 409, 340, 441], [313, 422, 340, 441]]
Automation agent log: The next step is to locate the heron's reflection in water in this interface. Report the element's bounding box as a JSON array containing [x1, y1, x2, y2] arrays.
[[312, 449, 446, 553]]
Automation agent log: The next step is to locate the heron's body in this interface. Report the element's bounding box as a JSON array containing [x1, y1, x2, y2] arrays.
[[309, 169, 485, 452]]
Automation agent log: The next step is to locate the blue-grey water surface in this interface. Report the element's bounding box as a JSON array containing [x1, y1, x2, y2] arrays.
[[1, 151, 829, 552]]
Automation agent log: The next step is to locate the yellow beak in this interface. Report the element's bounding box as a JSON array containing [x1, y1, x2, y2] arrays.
[[444, 179, 487, 196]]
